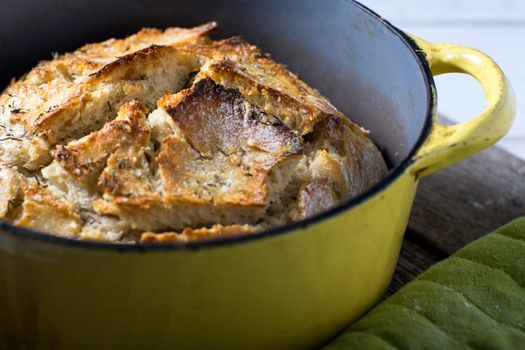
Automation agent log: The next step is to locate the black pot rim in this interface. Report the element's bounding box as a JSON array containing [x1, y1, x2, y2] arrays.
[[0, 0, 436, 252]]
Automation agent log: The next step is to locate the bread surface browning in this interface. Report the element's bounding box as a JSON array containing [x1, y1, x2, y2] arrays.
[[0, 23, 387, 243]]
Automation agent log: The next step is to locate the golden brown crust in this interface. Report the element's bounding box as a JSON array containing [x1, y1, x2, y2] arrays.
[[157, 135, 269, 206], [73, 22, 217, 63], [161, 78, 302, 159], [99, 150, 160, 208], [158, 78, 302, 207], [27, 45, 199, 143], [0, 23, 388, 243], [53, 100, 150, 179], [184, 37, 342, 135], [4, 23, 215, 144], [140, 224, 254, 243], [295, 179, 338, 219], [15, 185, 81, 237], [0, 167, 22, 219]]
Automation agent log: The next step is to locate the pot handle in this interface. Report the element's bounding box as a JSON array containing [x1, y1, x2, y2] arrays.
[[409, 36, 516, 177]]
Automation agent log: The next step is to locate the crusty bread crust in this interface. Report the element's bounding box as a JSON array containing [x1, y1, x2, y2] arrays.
[[140, 224, 255, 243], [0, 23, 387, 243], [187, 37, 343, 135]]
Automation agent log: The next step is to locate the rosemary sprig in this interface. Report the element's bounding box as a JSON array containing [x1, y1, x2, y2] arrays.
[[0, 136, 22, 142]]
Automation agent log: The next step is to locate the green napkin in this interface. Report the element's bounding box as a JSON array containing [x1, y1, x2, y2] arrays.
[[323, 217, 525, 350]]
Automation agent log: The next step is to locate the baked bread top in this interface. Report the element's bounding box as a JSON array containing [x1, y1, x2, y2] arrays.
[[0, 23, 387, 243]]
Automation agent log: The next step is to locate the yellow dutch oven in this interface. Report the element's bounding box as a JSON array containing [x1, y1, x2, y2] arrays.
[[0, 1, 516, 349]]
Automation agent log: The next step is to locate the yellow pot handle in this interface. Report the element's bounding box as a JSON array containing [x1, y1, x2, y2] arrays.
[[410, 36, 516, 177]]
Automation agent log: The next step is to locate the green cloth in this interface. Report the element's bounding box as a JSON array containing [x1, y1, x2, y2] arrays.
[[323, 217, 525, 350]]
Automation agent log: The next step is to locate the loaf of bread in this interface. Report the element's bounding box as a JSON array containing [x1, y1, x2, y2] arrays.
[[0, 22, 387, 243]]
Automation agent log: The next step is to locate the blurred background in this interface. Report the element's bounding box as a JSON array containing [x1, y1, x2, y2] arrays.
[[363, 0, 524, 160]]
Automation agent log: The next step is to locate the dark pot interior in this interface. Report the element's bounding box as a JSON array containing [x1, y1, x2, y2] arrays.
[[0, 0, 432, 169]]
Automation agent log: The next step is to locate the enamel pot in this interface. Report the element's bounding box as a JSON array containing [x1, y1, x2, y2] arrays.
[[0, 1, 515, 349]]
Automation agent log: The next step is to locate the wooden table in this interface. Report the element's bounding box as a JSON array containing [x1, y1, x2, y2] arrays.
[[387, 144, 525, 295]]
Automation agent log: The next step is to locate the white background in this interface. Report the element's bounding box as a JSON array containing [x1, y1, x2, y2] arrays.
[[361, 0, 524, 160]]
